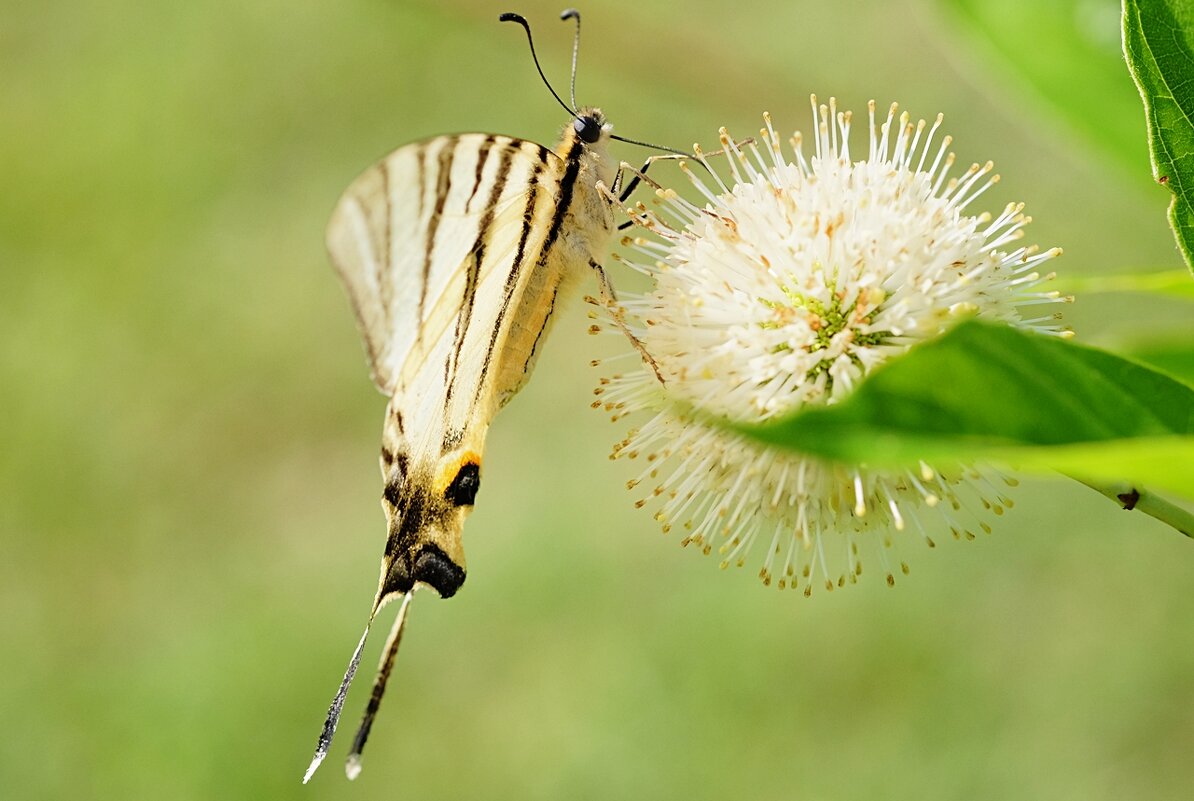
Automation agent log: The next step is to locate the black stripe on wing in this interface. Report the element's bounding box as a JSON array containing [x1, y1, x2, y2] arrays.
[[418, 142, 456, 347], [444, 140, 514, 401], [472, 136, 583, 408]]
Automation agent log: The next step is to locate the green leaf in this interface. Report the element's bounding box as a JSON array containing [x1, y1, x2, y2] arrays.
[[732, 320, 1194, 498], [1128, 341, 1194, 385], [1124, 0, 1194, 273], [939, 0, 1149, 180]]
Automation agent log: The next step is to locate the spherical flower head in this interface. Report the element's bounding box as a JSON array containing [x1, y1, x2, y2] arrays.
[[594, 97, 1067, 594]]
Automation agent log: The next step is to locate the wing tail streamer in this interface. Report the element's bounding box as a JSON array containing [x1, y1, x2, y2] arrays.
[[302, 592, 413, 783]]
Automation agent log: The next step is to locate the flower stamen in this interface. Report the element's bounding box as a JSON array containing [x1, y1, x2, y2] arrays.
[[594, 99, 1066, 592]]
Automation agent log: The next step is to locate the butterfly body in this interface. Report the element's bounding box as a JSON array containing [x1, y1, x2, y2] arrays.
[[327, 108, 616, 604]]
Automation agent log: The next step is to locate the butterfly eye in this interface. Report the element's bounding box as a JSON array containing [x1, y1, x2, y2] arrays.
[[445, 462, 481, 506], [574, 116, 602, 144]]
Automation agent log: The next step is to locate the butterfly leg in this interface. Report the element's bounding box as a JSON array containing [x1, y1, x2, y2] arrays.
[[612, 139, 752, 229], [587, 257, 665, 385], [615, 156, 669, 201], [611, 157, 678, 231]]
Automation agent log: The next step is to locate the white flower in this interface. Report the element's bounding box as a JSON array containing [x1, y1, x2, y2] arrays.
[[592, 97, 1067, 594]]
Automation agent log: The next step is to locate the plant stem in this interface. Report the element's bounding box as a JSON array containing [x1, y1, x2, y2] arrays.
[[1073, 478, 1194, 539]]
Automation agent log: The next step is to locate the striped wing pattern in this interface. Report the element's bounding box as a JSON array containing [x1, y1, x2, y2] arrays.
[[326, 133, 566, 434], [309, 116, 613, 785]]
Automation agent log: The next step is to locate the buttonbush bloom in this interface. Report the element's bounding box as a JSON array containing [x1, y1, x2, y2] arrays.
[[593, 97, 1067, 594]]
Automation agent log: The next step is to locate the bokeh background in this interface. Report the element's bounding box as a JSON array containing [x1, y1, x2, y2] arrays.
[[4, 1, 1193, 799]]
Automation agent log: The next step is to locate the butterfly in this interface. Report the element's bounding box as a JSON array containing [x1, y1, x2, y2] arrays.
[[302, 10, 671, 783]]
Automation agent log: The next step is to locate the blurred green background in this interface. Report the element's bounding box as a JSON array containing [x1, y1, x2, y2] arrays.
[[4, 1, 1193, 799]]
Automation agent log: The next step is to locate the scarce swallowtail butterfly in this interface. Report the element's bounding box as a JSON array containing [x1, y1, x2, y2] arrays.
[[303, 9, 674, 783]]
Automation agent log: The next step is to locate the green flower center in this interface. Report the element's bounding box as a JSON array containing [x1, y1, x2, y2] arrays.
[[758, 268, 892, 392]]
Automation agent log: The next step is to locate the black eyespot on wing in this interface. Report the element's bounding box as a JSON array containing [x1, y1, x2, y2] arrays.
[[413, 545, 466, 598], [445, 462, 481, 506], [574, 115, 601, 144]]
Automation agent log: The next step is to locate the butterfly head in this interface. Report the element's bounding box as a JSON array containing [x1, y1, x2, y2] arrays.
[[572, 107, 610, 146], [563, 106, 618, 189]]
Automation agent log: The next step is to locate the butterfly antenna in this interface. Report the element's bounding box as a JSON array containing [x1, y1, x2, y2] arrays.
[[560, 8, 581, 111], [503, 11, 696, 165], [500, 12, 577, 117], [609, 133, 693, 159]]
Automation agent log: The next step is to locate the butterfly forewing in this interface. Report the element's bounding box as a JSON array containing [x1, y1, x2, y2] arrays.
[[327, 134, 561, 403]]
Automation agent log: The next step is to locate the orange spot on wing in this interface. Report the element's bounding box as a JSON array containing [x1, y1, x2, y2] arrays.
[[433, 450, 482, 495]]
